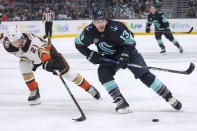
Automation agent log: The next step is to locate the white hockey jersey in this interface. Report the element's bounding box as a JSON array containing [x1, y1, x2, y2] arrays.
[[0, 33, 49, 64]]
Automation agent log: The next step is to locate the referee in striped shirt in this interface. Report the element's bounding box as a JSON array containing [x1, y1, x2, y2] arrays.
[[42, 7, 55, 39], [0, 11, 2, 24]]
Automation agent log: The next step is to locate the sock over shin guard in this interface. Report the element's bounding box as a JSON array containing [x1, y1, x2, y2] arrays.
[[140, 73, 172, 101], [23, 72, 38, 91], [62, 69, 90, 90], [103, 80, 121, 100], [73, 74, 90, 91]]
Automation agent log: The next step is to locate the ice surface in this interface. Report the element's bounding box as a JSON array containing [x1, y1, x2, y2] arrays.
[[0, 35, 197, 131]]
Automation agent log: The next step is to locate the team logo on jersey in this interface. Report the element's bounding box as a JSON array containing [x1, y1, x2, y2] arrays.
[[98, 10, 103, 15], [85, 25, 93, 31], [110, 26, 118, 31], [98, 42, 116, 55]]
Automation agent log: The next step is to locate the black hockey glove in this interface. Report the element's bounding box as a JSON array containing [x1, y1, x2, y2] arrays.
[[146, 27, 150, 33], [42, 60, 59, 73], [32, 63, 42, 72], [87, 50, 102, 64], [118, 52, 129, 69]]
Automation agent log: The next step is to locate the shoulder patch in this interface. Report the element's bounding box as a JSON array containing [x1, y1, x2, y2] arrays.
[[110, 26, 118, 31], [85, 25, 93, 31]]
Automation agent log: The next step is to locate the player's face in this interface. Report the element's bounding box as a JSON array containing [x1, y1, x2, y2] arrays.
[[93, 19, 107, 33], [11, 37, 23, 48], [150, 7, 156, 14], [46, 7, 49, 12]]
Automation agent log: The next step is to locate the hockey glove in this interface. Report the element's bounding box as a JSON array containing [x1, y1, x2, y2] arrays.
[[42, 60, 59, 73], [118, 52, 129, 69], [87, 50, 102, 64], [146, 27, 150, 33], [32, 63, 42, 72]]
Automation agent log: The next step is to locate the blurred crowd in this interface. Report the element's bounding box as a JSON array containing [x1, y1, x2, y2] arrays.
[[187, 0, 197, 18], [0, 0, 196, 22]]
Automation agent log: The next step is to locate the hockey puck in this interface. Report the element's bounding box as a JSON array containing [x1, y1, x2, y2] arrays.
[[152, 119, 159, 122]]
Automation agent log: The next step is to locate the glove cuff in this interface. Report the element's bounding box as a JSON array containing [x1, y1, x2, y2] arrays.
[[87, 50, 95, 61], [42, 60, 49, 70]]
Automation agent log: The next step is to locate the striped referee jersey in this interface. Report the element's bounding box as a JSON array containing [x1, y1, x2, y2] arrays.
[[42, 10, 55, 22]]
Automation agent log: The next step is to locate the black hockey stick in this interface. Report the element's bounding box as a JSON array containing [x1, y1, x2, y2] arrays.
[[102, 58, 195, 75], [59, 74, 86, 121], [155, 27, 193, 34]]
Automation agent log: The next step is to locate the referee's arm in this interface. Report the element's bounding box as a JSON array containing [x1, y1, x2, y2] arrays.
[[52, 11, 55, 21], [42, 13, 45, 23], [0, 12, 2, 24]]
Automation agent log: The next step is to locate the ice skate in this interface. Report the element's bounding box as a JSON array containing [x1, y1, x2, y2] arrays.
[[113, 96, 132, 114], [178, 46, 183, 53], [168, 96, 182, 110], [160, 47, 166, 54], [28, 88, 41, 106], [86, 85, 100, 100], [43, 35, 47, 39]]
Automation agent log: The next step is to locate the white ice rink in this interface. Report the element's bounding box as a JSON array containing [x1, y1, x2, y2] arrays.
[[0, 35, 197, 131]]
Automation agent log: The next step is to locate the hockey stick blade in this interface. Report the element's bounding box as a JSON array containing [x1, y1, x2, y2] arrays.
[[185, 62, 195, 74], [58, 74, 87, 122], [72, 114, 86, 122], [188, 27, 193, 33], [172, 27, 193, 34]]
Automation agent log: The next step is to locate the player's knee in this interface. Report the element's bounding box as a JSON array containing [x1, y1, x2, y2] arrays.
[[155, 34, 161, 39], [166, 35, 174, 41], [58, 63, 70, 75], [139, 72, 156, 87], [168, 37, 174, 41], [62, 69, 78, 82], [98, 67, 114, 84], [19, 60, 33, 74]]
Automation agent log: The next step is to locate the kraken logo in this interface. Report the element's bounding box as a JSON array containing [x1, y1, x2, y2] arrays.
[[98, 42, 116, 55]]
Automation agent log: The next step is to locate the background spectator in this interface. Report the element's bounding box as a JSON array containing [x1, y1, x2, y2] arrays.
[[0, 0, 195, 21], [187, 8, 196, 18]]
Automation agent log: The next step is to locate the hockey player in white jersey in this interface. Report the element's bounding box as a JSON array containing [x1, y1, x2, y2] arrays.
[[0, 26, 100, 105]]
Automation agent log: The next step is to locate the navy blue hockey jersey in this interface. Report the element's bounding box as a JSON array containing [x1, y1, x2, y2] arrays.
[[146, 11, 169, 31], [75, 20, 135, 58]]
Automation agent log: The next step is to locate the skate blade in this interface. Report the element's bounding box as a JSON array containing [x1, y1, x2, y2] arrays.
[[160, 52, 166, 55], [95, 96, 103, 100], [116, 107, 132, 114], [28, 98, 41, 106]]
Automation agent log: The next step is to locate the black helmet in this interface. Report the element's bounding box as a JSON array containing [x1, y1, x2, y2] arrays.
[[91, 7, 107, 20]]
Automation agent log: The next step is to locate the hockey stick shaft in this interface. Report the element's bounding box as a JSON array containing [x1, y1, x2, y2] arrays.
[[155, 27, 193, 34], [102, 58, 195, 75], [59, 74, 86, 121]]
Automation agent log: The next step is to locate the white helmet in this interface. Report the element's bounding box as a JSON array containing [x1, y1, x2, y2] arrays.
[[7, 26, 22, 43]]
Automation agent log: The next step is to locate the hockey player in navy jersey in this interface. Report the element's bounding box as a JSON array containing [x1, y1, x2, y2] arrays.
[[75, 7, 182, 113], [146, 5, 183, 54]]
